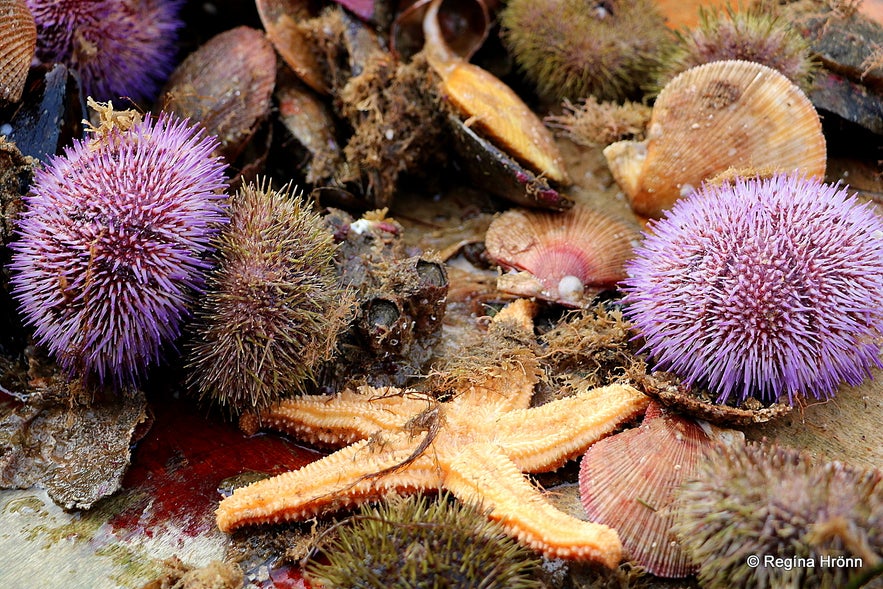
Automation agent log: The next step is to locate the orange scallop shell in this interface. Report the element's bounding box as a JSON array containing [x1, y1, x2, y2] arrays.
[[484, 204, 639, 306], [578, 402, 744, 577], [0, 0, 36, 104], [603, 60, 826, 218], [422, 0, 569, 186]]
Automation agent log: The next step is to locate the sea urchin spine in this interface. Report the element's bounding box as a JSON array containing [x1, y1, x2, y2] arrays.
[[623, 173, 883, 405], [674, 443, 883, 589], [186, 181, 354, 415], [10, 106, 228, 388]]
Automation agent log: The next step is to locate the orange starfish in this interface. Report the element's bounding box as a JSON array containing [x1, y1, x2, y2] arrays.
[[216, 300, 649, 567]]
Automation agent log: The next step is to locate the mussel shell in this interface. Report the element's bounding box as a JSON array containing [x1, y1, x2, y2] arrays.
[[275, 68, 342, 184], [5, 64, 80, 162], [633, 370, 793, 427], [256, 0, 328, 94], [448, 114, 572, 210]]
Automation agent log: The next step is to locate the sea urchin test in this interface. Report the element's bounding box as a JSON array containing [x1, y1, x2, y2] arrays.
[[623, 173, 883, 405], [11, 104, 228, 388]]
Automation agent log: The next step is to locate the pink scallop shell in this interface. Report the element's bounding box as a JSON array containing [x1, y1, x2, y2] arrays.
[[578, 402, 743, 577], [484, 204, 639, 306]]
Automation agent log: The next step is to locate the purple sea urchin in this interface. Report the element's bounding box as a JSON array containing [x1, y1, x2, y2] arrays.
[[10, 106, 228, 388], [499, 0, 671, 102], [623, 173, 883, 405], [674, 443, 883, 589], [186, 181, 354, 415], [26, 0, 183, 102]]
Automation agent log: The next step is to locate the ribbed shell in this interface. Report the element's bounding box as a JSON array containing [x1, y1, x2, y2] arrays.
[[604, 60, 826, 218], [578, 403, 743, 577], [0, 0, 36, 104], [485, 204, 638, 306]]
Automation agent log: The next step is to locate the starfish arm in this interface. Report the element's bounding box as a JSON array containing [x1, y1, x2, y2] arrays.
[[496, 383, 649, 473], [258, 387, 432, 445], [216, 433, 441, 532], [452, 354, 542, 413], [443, 441, 623, 567]]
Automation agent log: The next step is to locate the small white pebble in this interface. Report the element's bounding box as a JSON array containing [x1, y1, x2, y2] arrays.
[[350, 219, 373, 235], [0, 123, 12, 137], [558, 275, 584, 302]]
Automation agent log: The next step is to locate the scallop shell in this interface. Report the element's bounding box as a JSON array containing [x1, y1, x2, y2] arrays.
[[604, 60, 826, 218], [484, 204, 639, 306], [578, 402, 744, 577], [0, 0, 37, 104]]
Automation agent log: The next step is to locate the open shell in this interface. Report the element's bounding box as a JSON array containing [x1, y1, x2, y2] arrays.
[[578, 402, 744, 577], [485, 204, 639, 306], [423, 0, 570, 187], [0, 0, 37, 104], [604, 60, 826, 218], [256, 0, 327, 94]]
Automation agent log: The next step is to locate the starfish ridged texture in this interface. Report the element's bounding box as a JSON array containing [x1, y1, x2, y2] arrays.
[[216, 300, 650, 567]]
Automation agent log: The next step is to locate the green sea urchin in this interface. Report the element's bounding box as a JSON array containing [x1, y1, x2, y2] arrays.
[[674, 443, 883, 589], [653, 5, 816, 93], [500, 0, 671, 102], [186, 181, 354, 415], [306, 493, 544, 589]]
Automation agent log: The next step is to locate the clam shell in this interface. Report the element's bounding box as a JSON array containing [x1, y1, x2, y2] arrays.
[[256, 0, 328, 94], [604, 60, 826, 218], [485, 204, 639, 306], [0, 0, 36, 104], [578, 402, 744, 577], [159, 27, 276, 164]]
